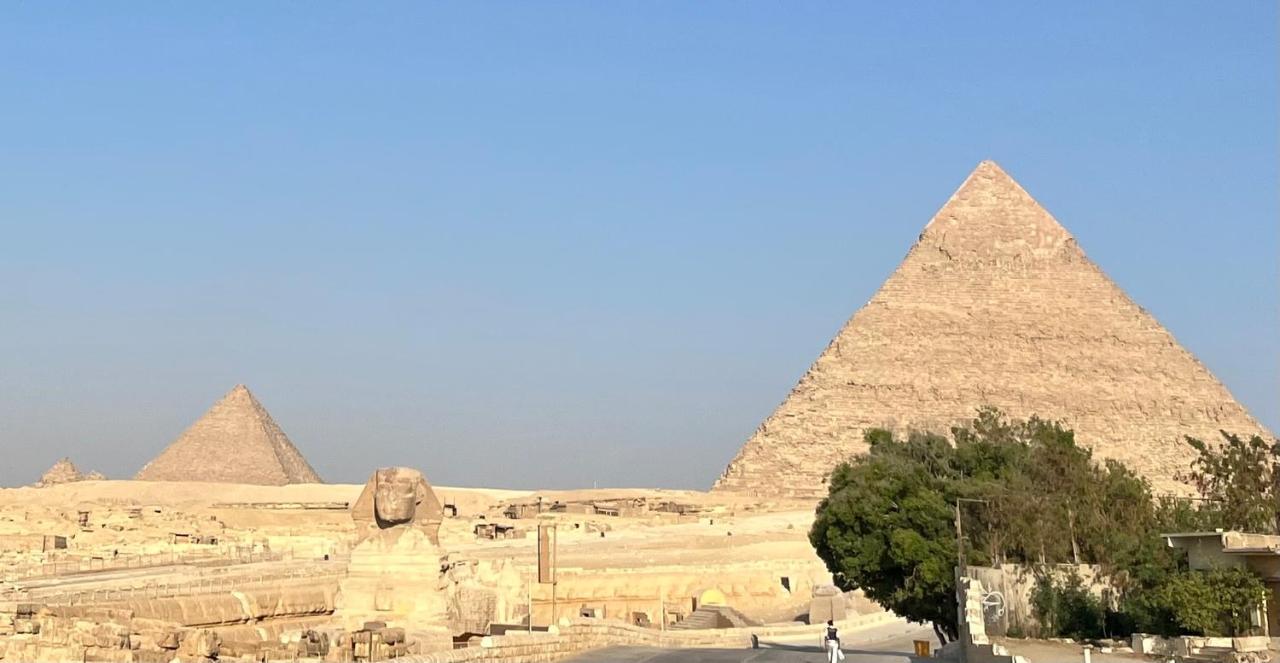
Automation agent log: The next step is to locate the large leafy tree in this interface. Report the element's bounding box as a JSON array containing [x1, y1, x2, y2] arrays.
[[809, 430, 962, 644], [810, 410, 1277, 642], [809, 409, 1161, 643]]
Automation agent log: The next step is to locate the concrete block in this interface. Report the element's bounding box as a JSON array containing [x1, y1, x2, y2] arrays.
[[1233, 636, 1269, 652]]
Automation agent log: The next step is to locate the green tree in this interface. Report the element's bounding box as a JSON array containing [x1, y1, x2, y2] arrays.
[[1124, 567, 1266, 636], [1184, 433, 1280, 533], [809, 430, 965, 644], [1031, 571, 1106, 640], [810, 410, 1273, 642], [810, 409, 1152, 643]]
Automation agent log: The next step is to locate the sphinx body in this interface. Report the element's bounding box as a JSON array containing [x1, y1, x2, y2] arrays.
[[334, 467, 451, 652]]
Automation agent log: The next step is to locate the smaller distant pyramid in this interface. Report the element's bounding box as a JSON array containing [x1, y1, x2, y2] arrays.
[[135, 385, 322, 485], [36, 458, 84, 487]]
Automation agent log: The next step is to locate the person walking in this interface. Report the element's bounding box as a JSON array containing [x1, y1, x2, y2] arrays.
[[823, 619, 845, 663]]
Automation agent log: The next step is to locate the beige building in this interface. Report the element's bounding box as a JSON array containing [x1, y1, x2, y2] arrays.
[[1164, 531, 1280, 636]]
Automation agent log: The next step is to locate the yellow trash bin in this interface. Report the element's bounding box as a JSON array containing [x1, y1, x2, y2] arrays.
[[914, 640, 932, 657]]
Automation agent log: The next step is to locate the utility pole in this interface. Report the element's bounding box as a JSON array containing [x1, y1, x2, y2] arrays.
[[551, 524, 558, 626], [537, 523, 558, 628], [954, 500, 964, 576], [660, 587, 666, 633], [952, 497, 988, 648], [953, 498, 989, 577]]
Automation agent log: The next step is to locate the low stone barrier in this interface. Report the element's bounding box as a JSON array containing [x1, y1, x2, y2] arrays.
[[395, 610, 903, 663], [108, 584, 338, 627], [1131, 633, 1271, 657], [33, 564, 344, 606]]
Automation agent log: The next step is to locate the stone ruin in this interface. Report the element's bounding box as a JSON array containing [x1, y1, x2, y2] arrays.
[[808, 584, 846, 625], [33, 458, 103, 487], [715, 160, 1274, 501]]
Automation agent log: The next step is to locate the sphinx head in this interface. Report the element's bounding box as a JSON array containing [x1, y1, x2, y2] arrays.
[[373, 467, 420, 526]]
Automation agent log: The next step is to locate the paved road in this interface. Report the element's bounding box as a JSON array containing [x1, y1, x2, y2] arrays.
[[564, 620, 936, 663]]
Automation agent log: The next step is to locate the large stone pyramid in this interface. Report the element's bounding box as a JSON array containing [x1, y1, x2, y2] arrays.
[[714, 161, 1271, 500], [136, 384, 322, 485]]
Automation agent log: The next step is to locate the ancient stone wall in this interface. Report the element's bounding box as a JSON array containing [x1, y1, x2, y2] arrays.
[[528, 563, 832, 626], [963, 564, 1113, 638]]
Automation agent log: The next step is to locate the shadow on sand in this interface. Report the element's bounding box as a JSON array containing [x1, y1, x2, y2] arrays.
[[756, 641, 924, 661]]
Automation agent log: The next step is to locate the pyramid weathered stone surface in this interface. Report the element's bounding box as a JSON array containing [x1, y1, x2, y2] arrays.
[[135, 385, 322, 485], [714, 161, 1272, 500], [36, 458, 84, 487]]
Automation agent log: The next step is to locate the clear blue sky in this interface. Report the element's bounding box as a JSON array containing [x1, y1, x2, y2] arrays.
[[1, 3, 1275, 489]]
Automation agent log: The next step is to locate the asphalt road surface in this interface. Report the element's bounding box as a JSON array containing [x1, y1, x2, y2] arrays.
[[563, 620, 937, 663]]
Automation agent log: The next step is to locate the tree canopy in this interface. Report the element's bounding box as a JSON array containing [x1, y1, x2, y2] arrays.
[[1184, 432, 1280, 534], [809, 409, 1269, 642]]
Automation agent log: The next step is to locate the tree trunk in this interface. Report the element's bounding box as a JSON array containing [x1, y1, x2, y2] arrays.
[[1271, 459, 1280, 534], [1068, 506, 1081, 564], [933, 622, 949, 646]]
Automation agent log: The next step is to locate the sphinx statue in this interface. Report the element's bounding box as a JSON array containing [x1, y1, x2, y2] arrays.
[[334, 467, 451, 653], [350, 467, 443, 546]]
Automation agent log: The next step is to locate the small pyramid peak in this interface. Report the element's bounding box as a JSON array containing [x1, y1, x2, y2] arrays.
[[47, 457, 78, 472], [224, 384, 258, 403], [37, 457, 84, 487]]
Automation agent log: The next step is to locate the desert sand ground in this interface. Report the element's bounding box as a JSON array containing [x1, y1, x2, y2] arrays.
[[0, 478, 875, 662]]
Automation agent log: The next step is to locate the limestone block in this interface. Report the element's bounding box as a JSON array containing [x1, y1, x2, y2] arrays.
[[179, 628, 222, 658], [1234, 636, 1271, 652]]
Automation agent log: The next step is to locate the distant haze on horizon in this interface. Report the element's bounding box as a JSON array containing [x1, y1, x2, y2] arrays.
[[1, 4, 1275, 489]]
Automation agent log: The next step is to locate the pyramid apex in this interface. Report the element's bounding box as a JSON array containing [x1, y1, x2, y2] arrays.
[[957, 160, 1021, 194], [917, 160, 1074, 261], [225, 384, 257, 402]]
